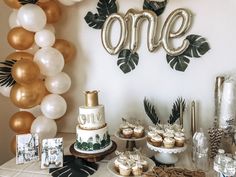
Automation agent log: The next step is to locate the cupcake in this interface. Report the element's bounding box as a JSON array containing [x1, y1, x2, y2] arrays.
[[149, 125, 158, 131], [174, 136, 185, 147], [174, 132, 185, 137], [132, 163, 143, 176], [163, 132, 174, 138], [148, 130, 157, 138], [114, 158, 123, 171], [150, 135, 163, 147], [119, 162, 132, 176], [122, 128, 134, 138], [127, 122, 136, 129], [163, 137, 175, 148], [155, 129, 164, 137], [134, 126, 145, 138], [165, 128, 175, 134]]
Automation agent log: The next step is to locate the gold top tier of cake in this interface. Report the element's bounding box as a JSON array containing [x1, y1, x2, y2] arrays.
[[84, 90, 99, 107]]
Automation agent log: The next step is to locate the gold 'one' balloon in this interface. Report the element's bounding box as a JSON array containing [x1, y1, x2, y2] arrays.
[[12, 59, 40, 85], [38, 0, 62, 24], [53, 39, 76, 63], [10, 136, 16, 155], [7, 27, 35, 50], [9, 111, 35, 134], [10, 80, 47, 109], [3, 0, 21, 9], [7, 52, 34, 61], [38, 0, 50, 2]]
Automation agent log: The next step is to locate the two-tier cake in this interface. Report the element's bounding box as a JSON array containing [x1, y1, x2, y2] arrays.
[[75, 91, 112, 154]]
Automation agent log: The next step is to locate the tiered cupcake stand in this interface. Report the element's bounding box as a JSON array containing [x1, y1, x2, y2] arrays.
[[115, 131, 147, 151], [70, 141, 117, 162], [147, 142, 187, 164]]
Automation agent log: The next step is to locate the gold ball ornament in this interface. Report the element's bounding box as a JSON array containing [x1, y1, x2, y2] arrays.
[[10, 80, 47, 109], [38, 0, 62, 24], [10, 136, 16, 155], [53, 39, 76, 63], [7, 27, 35, 50], [12, 59, 40, 85], [9, 111, 35, 134], [3, 0, 21, 9], [7, 52, 34, 61]]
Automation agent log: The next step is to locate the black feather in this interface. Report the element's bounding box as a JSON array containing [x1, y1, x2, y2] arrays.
[[144, 98, 160, 125], [0, 59, 16, 87], [18, 0, 38, 5]]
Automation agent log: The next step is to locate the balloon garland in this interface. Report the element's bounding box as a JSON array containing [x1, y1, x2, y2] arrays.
[[2, 0, 77, 154]]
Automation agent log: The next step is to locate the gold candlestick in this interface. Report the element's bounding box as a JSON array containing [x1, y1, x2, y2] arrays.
[[84, 90, 99, 107], [191, 101, 196, 136]]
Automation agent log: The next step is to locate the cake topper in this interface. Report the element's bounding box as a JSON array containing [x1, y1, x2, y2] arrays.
[[84, 90, 99, 107]]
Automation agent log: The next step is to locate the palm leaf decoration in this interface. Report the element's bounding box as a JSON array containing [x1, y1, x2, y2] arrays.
[[166, 34, 210, 72], [168, 97, 186, 124], [49, 155, 98, 177], [84, 0, 117, 29], [18, 0, 38, 5], [144, 98, 160, 125], [0, 60, 16, 87], [143, 0, 167, 16], [117, 49, 139, 74]]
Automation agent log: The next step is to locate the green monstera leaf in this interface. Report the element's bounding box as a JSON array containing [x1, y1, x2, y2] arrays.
[[117, 49, 139, 74], [184, 34, 210, 58], [0, 60, 16, 87], [18, 0, 38, 5], [166, 55, 190, 72], [97, 0, 117, 17], [84, 0, 117, 29], [84, 12, 106, 29], [143, 0, 167, 16], [166, 34, 210, 72]]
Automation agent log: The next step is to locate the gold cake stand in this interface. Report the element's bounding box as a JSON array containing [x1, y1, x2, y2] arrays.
[[70, 141, 117, 162]]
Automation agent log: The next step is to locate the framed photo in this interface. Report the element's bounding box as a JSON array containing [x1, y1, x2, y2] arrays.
[[41, 138, 63, 169], [16, 134, 39, 164]]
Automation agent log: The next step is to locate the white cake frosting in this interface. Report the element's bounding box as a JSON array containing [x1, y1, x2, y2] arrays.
[[78, 105, 105, 129]]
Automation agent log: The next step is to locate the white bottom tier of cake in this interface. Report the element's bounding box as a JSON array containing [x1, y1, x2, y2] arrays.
[[75, 124, 111, 154]]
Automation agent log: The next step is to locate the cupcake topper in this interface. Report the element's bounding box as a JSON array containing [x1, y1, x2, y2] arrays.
[[84, 90, 99, 107]]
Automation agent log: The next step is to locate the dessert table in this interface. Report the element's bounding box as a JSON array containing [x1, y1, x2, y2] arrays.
[[0, 133, 216, 177]]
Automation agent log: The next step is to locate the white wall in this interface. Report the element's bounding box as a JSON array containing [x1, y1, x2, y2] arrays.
[[56, 0, 236, 135], [1, 0, 236, 163], [0, 1, 17, 165]]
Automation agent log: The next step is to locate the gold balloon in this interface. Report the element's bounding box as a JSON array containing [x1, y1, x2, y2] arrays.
[[10, 136, 16, 155], [53, 39, 76, 63], [7, 27, 35, 50], [3, 0, 21, 9], [7, 52, 33, 61], [12, 59, 40, 85], [38, 0, 62, 24], [10, 80, 47, 109], [9, 111, 35, 134]]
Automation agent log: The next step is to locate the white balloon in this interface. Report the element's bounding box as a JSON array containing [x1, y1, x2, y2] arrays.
[[23, 43, 40, 54], [41, 94, 67, 119], [35, 29, 56, 48], [44, 24, 55, 34], [58, 0, 76, 6], [34, 47, 64, 76], [45, 72, 71, 94], [17, 4, 46, 32], [9, 10, 20, 28], [31, 115, 57, 141], [0, 86, 12, 97]]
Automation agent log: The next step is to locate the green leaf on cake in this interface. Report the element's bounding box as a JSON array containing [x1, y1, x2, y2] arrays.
[[93, 143, 101, 150], [143, 0, 167, 16], [87, 142, 93, 150], [168, 97, 186, 124], [81, 142, 88, 150], [166, 34, 210, 72], [144, 98, 160, 125], [117, 49, 139, 74]]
